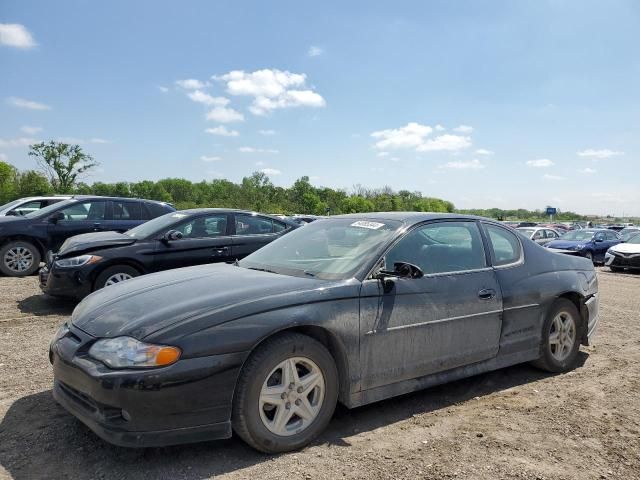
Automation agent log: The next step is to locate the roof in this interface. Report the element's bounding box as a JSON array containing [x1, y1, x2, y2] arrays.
[[175, 208, 300, 225], [69, 195, 171, 204], [332, 211, 492, 224]]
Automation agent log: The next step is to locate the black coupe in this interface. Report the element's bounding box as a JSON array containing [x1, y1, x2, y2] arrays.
[[50, 213, 599, 453]]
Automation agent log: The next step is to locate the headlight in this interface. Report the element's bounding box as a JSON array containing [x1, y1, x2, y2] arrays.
[[54, 254, 102, 268], [88, 336, 181, 369], [51, 323, 69, 345]]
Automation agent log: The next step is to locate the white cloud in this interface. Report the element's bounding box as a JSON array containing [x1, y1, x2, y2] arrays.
[[434, 124, 445, 132], [526, 158, 555, 168], [176, 79, 208, 89], [258, 129, 276, 136], [474, 148, 494, 155], [8, 97, 50, 110], [377, 151, 390, 157], [239, 147, 279, 154], [0, 137, 38, 147], [214, 69, 325, 115], [453, 125, 473, 133], [580, 167, 597, 174], [308, 46, 324, 57], [0, 24, 36, 49], [206, 106, 244, 123], [205, 126, 239, 137], [255, 160, 265, 166], [206, 170, 223, 178], [416, 134, 471, 152], [158, 86, 169, 93], [187, 90, 229, 107], [577, 148, 624, 159], [371, 123, 471, 153], [439, 158, 485, 170], [249, 89, 325, 115], [201, 155, 222, 162], [371, 122, 433, 150], [390, 157, 400, 162], [543, 174, 564, 181], [0, 153, 8, 161], [260, 167, 281, 175], [20, 125, 42, 135]]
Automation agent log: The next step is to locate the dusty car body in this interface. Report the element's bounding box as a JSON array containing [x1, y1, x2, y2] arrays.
[[50, 213, 599, 453]]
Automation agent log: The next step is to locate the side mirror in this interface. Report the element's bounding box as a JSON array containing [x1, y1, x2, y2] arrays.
[[377, 261, 424, 280], [5, 210, 18, 217], [594, 237, 603, 243], [163, 230, 183, 242], [49, 211, 65, 224]]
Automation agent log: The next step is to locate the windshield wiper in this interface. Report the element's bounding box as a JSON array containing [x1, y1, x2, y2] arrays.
[[246, 266, 280, 274]]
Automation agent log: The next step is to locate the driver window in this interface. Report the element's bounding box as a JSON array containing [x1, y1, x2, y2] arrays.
[[174, 214, 228, 239], [594, 232, 605, 241], [532, 230, 544, 240], [58, 201, 106, 221], [385, 221, 486, 275]]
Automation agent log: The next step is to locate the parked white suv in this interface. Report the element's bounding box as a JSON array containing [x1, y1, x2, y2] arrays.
[[0, 196, 72, 217]]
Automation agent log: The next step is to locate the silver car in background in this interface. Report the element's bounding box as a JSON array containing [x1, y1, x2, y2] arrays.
[[516, 227, 562, 246]]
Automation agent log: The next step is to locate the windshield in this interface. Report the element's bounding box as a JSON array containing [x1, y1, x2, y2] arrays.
[[24, 199, 75, 219], [239, 218, 402, 280], [125, 211, 190, 238], [622, 231, 640, 243], [560, 230, 596, 241]]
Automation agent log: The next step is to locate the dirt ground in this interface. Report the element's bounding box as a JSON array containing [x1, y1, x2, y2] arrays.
[[0, 268, 639, 480]]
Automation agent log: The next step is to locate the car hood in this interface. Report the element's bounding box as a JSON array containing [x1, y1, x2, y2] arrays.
[[545, 240, 589, 249], [71, 263, 339, 339], [56, 231, 137, 257], [609, 242, 640, 254]]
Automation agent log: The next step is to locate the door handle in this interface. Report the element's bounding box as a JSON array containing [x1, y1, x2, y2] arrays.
[[478, 288, 496, 300], [213, 246, 229, 255], [93, 222, 103, 231]]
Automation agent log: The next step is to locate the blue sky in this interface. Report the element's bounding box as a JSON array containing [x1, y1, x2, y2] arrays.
[[1, 0, 639, 216]]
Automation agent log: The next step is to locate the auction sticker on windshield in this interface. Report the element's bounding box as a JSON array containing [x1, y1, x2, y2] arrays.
[[350, 221, 385, 230]]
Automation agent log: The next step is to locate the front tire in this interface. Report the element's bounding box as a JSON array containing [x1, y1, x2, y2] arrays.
[[232, 333, 338, 453], [610, 266, 623, 273], [531, 299, 582, 373], [94, 265, 139, 291], [0, 241, 41, 277]]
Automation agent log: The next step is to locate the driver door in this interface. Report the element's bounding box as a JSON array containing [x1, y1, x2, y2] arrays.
[[47, 200, 107, 251], [359, 221, 503, 391]]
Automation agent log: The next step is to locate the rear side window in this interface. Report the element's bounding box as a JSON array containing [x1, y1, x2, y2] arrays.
[[484, 224, 522, 266], [235, 215, 279, 235], [146, 202, 171, 219], [112, 201, 143, 220]]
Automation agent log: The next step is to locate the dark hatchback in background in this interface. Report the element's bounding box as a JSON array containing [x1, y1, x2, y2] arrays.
[[40, 209, 299, 298], [0, 196, 175, 277], [50, 213, 599, 453]]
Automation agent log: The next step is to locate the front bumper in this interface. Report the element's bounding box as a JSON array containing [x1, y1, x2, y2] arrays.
[[39, 264, 93, 299], [584, 293, 599, 345], [50, 324, 246, 447], [604, 252, 640, 269]]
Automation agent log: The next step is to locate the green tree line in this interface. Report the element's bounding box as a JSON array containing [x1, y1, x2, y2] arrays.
[[0, 159, 456, 215]]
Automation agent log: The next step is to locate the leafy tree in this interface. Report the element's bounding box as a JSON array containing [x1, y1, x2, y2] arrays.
[[16, 170, 52, 197], [0, 161, 18, 203], [29, 141, 99, 193]]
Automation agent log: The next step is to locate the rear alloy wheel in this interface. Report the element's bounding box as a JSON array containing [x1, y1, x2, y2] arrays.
[[584, 251, 594, 263], [94, 265, 139, 291], [0, 241, 41, 277], [531, 299, 582, 373], [233, 333, 338, 453]]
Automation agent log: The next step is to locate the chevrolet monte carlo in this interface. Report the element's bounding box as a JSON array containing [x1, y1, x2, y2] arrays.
[[50, 213, 600, 453]]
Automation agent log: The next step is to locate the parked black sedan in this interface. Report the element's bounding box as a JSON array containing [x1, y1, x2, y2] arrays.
[[0, 196, 174, 277], [50, 213, 599, 453], [40, 209, 299, 298]]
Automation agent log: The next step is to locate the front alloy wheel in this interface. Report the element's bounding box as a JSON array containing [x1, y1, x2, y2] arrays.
[[233, 333, 338, 453], [259, 357, 325, 436]]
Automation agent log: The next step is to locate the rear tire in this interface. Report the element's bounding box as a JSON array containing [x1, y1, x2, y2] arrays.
[[531, 299, 582, 373], [584, 251, 594, 263], [0, 240, 41, 277], [232, 333, 338, 453], [609, 266, 623, 273], [94, 265, 140, 291]]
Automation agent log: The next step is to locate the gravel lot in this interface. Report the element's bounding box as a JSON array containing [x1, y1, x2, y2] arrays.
[[0, 268, 639, 480]]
